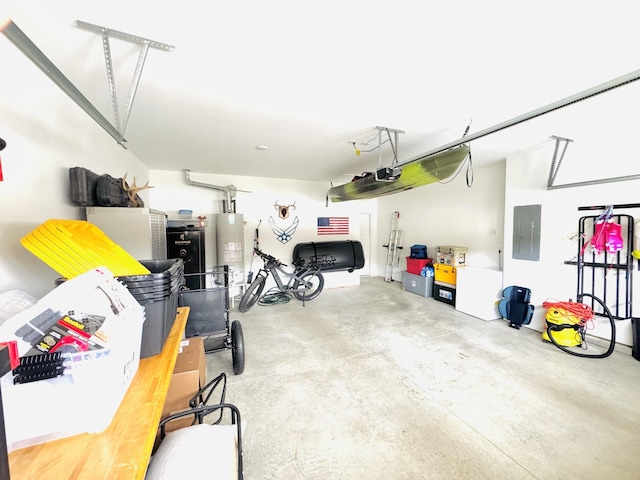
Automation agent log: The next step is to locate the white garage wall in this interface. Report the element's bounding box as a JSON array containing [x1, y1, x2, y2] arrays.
[[374, 138, 637, 349], [1, 11, 636, 351], [504, 140, 640, 347], [148, 170, 377, 289], [0, 33, 148, 299], [376, 160, 506, 279]]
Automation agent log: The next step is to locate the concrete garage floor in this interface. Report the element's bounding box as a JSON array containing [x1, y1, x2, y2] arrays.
[[204, 276, 640, 480]]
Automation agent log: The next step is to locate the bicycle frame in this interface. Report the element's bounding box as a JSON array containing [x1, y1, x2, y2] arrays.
[[260, 256, 319, 293], [239, 248, 325, 313]]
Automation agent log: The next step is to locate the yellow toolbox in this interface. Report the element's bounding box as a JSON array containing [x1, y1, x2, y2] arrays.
[[434, 263, 458, 285]]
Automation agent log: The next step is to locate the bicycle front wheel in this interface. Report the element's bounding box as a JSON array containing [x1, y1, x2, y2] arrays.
[[292, 271, 324, 301], [239, 275, 266, 312]]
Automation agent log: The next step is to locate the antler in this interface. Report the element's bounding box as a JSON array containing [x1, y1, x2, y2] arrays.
[[274, 200, 296, 210], [122, 173, 155, 207]]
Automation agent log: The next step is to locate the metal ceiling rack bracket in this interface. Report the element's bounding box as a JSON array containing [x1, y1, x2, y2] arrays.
[[547, 172, 640, 191], [546, 135, 573, 188], [546, 134, 640, 190], [1, 20, 127, 146], [75, 20, 175, 137], [375, 126, 404, 182]]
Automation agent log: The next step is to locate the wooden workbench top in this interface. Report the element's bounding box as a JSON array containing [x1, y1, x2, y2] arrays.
[[8, 306, 190, 480]]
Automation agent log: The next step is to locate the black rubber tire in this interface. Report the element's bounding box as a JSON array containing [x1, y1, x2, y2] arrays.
[[231, 320, 245, 375], [292, 271, 324, 301], [239, 275, 266, 312]]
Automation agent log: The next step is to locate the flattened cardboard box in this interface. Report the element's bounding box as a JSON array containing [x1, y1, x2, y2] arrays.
[[161, 336, 207, 432]]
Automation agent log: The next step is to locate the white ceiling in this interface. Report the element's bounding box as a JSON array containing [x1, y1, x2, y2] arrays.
[[5, 0, 640, 184]]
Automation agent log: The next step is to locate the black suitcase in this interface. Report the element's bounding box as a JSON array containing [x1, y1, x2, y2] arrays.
[[96, 175, 129, 207], [292, 240, 365, 272], [95, 175, 145, 207], [69, 167, 101, 206]]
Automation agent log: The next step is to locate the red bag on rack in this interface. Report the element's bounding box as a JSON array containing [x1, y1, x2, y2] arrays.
[[591, 219, 623, 254]]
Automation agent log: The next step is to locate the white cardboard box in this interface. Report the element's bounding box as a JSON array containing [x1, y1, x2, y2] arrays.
[[0, 267, 145, 452]]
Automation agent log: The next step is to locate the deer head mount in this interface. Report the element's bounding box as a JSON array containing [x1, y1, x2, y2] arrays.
[[275, 200, 296, 219], [122, 173, 154, 207]]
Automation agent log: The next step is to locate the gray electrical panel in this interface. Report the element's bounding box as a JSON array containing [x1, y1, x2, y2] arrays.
[[512, 204, 541, 261]]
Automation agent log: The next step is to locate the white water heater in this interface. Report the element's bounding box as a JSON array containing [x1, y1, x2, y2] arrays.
[[215, 213, 244, 285]]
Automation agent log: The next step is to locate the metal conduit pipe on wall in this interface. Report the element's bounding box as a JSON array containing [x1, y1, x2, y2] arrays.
[[183, 169, 238, 213]]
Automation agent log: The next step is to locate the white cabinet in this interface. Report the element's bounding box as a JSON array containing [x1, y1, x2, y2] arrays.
[[455, 267, 503, 320], [85, 207, 167, 260]]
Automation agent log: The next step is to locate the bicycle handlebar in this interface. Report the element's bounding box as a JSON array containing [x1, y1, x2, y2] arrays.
[[253, 247, 285, 266]]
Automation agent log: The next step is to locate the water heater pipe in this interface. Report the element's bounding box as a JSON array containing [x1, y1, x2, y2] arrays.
[[183, 169, 244, 212]]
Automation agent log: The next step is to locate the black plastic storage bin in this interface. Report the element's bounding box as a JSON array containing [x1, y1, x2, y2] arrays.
[[136, 288, 180, 358], [119, 259, 185, 283], [292, 240, 365, 272], [118, 259, 185, 358], [433, 282, 456, 306], [54, 259, 185, 359]]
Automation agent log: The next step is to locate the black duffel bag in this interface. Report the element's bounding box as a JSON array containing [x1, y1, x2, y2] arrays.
[[293, 240, 365, 272]]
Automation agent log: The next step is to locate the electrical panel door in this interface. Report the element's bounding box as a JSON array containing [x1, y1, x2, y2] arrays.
[[512, 204, 541, 261]]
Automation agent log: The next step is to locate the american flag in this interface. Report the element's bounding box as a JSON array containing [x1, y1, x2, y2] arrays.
[[317, 216, 349, 235]]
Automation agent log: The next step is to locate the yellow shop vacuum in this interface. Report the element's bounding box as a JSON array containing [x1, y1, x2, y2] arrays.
[[542, 293, 616, 359], [542, 305, 583, 347]]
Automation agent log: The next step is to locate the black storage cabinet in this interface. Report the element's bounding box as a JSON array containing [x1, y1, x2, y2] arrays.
[[166, 226, 206, 290], [293, 240, 365, 272]]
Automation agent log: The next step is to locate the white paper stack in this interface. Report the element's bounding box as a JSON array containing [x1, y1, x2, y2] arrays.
[[0, 267, 145, 452]]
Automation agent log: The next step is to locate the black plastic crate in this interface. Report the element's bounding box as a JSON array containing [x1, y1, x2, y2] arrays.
[[122, 263, 184, 287], [139, 290, 179, 358], [433, 282, 456, 306], [123, 278, 183, 301], [118, 258, 184, 284]]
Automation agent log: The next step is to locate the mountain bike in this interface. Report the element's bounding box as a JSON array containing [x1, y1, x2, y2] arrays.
[[238, 248, 325, 312]]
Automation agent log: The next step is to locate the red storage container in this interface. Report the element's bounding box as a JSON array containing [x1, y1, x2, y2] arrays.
[[406, 257, 433, 275]]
